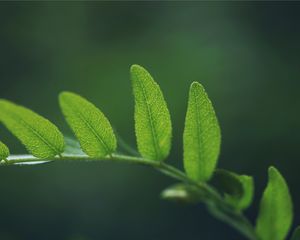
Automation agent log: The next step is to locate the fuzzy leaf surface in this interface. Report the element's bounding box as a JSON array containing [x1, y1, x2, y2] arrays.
[[183, 82, 221, 181], [131, 64, 172, 161], [0, 141, 9, 160], [0, 100, 64, 158], [256, 166, 293, 240], [59, 92, 116, 157]]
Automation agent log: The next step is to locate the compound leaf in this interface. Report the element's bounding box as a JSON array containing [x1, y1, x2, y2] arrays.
[[59, 92, 116, 157], [0, 141, 9, 160], [183, 82, 221, 181], [291, 226, 300, 240], [0, 100, 64, 158], [131, 64, 172, 161], [210, 169, 254, 210], [256, 166, 293, 240]]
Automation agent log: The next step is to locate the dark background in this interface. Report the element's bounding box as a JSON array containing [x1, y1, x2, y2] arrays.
[[0, 1, 299, 239]]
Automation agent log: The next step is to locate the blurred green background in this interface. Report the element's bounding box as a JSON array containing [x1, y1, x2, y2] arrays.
[[0, 1, 299, 239]]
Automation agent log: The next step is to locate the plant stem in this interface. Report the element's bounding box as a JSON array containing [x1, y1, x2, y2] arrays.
[[1, 153, 259, 240]]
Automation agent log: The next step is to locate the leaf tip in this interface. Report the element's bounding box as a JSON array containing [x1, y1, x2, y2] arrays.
[[268, 165, 281, 179], [190, 81, 201, 88], [59, 92, 80, 108], [130, 64, 143, 73], [59, 91, 73, 100], [0, 99, 12, 108], [190, 81, 207, 94], [130, 64, 148, 81]]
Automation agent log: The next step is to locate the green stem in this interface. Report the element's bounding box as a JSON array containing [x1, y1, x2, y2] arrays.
[[1, 153, 259, 240]]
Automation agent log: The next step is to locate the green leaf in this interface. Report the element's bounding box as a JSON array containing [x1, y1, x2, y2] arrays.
[[59, 92, 117, 157], [130, 64, 172, 161], [0, 100, 64, 158], [210, 169, 254, 210], [291, 226, 300, 240], [0, 141, 9, 160], [183, 82, 221, 181], [161, 183, 205, 204], [256, 166, 293, 240]]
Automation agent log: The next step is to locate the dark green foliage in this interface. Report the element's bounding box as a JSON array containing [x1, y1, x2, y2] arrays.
[[291, 226, 300, 240]]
